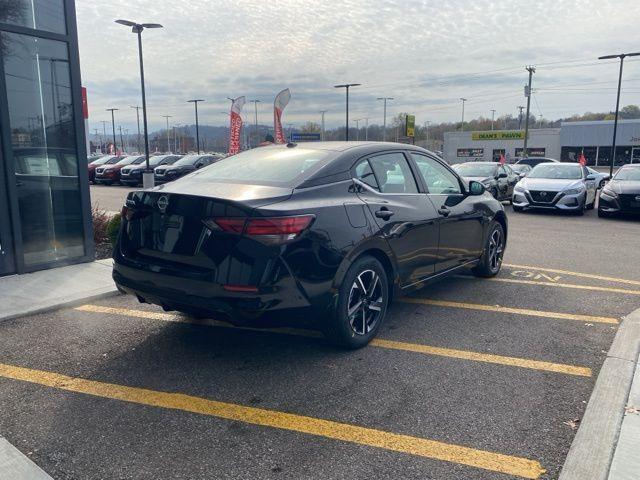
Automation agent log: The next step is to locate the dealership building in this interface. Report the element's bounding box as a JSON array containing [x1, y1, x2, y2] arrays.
[[444, 119, 640, 167], [0, 0, 93, 276]]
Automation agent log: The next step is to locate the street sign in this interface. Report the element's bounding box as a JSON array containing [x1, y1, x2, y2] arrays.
[[291, 132, 321, 142], [406, 115, 415, 137]]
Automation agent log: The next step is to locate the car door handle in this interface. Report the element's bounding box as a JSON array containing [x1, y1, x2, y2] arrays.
[[438, 206, 450, 217], [375, 208, 394, 220]]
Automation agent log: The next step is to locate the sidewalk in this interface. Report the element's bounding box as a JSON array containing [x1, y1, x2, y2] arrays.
[[560, 307, 640, 480], [0, 259, 119, 322]]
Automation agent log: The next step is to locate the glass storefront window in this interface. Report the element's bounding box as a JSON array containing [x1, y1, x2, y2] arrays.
[[2, 32, 84, 267], [0, 0, 66, 35], [561, 146, 597, 166]]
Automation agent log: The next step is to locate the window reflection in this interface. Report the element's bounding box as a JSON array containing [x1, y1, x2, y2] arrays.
[[0, 0, 66, 35], [2, 32, 84, 266]]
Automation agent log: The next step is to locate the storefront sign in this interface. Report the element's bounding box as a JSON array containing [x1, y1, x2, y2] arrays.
[[472, 131, 525, 141], [406, 115, 415, 137], [515, 147, 545, 157], [457, 148, 484, 158]]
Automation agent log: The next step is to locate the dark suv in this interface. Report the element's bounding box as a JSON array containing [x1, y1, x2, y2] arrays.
[[154, 154, 222, 184], [120, 154, 181, 186]]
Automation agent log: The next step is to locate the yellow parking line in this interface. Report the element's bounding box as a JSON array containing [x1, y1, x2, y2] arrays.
[[483, 277, 640, 296], [503, 264, 640, 287], [0, 362, 545, 479], [400, 298, 618, 325], [75, 305, 592, 377]]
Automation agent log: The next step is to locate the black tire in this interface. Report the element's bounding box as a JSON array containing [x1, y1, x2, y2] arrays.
[[599, 179, 605, 189], [472, 222, 505, 278], [586, 199, 595, 210], [324, 255, 389, 349]]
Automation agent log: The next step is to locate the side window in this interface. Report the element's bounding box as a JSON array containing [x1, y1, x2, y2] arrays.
[[410, 154, 461, 195], [354, 159, 379, 190], [368, 153, 418, 194]]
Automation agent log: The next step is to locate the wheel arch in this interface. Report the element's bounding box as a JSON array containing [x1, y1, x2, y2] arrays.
[[493, 210, 508, 245]]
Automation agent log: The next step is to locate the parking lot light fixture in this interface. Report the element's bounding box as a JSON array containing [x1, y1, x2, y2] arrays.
[[115, 19, 163, 188], [598, 52, 640, 178], [335, 84, 361, 141], [106, 108, 118, 154], [187, 99, 205, 154], [377, 97, 393, 141]]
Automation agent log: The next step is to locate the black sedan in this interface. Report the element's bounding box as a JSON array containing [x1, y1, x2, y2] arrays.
[[154, 154, 222, 184], [598, 164, 640, 217], [113, 142, 507, 348], [120, 154, 182, 186], [452, 162, 518, 200]]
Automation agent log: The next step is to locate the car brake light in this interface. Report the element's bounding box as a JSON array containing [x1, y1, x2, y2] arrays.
[[223, 285, 259, 293], [206, 215, 315, 243]]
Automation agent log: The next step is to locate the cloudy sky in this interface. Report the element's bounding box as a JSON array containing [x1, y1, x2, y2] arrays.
[[76, 0, 640, 133]]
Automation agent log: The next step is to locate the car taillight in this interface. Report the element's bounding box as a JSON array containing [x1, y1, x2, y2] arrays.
[[205, 215, 314, 243]]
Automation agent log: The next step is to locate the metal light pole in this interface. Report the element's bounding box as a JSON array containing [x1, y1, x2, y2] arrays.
[[335, 84, 361, 141], [460, 98, 467, 131], [130, 105, 141, 152], [364, 117, 369, 140], [249, 99, 261, 147], [100, 120, 108, 152], [115, 19, 163, 188], [490, 109, 496, 131], [187, 99, 204, 153], [162, 115, 172, 152], [522, 66, 536, 157], [354, 118, 362, 141], [425, 121, 430, 148], [106, 108, 118, 154], [598, 52, 640, 177], [320, 110, 327, 141], [118, 125, 124, 153], [377, 97, 393, 141]]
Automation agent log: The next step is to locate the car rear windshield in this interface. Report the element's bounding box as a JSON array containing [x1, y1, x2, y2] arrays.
[[454, 163, 495, 177], [614, 167, 640, 181], [528, 164, 582, 179], [190, 147, 334, 186]]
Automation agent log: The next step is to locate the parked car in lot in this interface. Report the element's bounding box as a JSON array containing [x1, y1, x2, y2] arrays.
[[598, 164, 640, 217], [512, 163, 597, 215], [154, 154, 223, 184], [586, 167, 611, 189], [88, 155, 119, 183], [510, 163, 532, 179], [516, 157, 559, 167], [95, 155, 145, 185], [120, 154, 182, 186], [452, 162, 519, 201], [113, 142, 507, 348]]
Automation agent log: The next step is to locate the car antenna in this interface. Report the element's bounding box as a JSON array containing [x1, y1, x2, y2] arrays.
[[286, 142, 297, 148]]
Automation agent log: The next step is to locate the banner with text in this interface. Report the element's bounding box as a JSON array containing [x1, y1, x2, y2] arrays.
[[228, 96, 246, 155], [472, 130, 525, 141], [273, 88, 291, 144]]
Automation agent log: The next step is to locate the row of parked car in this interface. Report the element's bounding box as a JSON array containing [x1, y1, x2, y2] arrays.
[[453, 157, 640, 217], [88, 153, 224, 186]]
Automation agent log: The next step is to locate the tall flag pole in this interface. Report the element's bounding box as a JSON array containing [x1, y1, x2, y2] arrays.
[[228, 96, 246, 155], [273, 88, 291, 144]]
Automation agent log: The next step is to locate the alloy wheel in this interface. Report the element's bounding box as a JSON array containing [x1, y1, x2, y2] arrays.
[[488, 228, 504, 272], [347, 269, 384, 335]]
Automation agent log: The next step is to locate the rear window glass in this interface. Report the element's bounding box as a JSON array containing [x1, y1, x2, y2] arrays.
[[190, 147, 334, 186]]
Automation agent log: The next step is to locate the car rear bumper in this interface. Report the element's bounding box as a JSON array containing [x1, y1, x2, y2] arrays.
[[512, 190, 585, 211]]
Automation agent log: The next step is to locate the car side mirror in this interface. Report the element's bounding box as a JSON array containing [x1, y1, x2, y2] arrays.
[[497, 172, 508, 179], [586, 174, 596, 180], [468, 180, 485, 196]]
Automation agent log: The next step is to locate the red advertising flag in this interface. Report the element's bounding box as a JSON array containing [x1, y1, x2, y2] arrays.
[[228, 96, 246, 155], [578, 152, 587, 166], [273, 88, 291, 144], [499, 153, 506, 164]]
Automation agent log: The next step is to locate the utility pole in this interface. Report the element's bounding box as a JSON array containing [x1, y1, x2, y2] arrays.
[[320, 110, 327, 141], [523, 66, 536, 158], [517, 106, 525, 129], [335, 84, 361, 141], [106, 108, 118, 154], [187, 99, 204, 153], [598, 52, 640, 177], [490, 109, 496, 131], [363, 117, 369, 140], [249, 99, 261, 147], [460, 98, 467, 131], [377, 97, 393, 141], [538, 115, 543, 128], [130, 105, 141, 152], [162, 115, 172, 152]]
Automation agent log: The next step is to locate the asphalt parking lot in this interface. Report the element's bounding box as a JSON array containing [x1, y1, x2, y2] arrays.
[[2, 190, 639, 479]]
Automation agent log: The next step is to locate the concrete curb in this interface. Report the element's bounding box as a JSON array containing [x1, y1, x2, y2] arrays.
[[0, 436, 52, 479], [559, 307, 640, 480]]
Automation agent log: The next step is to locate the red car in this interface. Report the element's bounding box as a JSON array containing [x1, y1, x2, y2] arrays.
[[94, 155, 145, 185], [88, 155, 119, 183]]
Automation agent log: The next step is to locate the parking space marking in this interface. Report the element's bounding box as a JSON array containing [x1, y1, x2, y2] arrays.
[[401, 298, 618, 325], [75, 305, 593, 377], [482, 277, 640, 296], [0, 362, 546, 479], [503, 264, 640, 287]]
